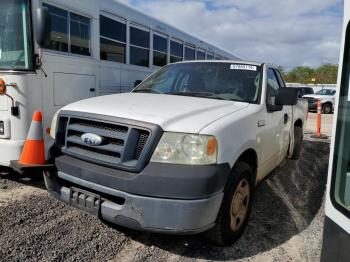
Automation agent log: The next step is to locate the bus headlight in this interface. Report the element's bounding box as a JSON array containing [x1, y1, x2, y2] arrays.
[[50, 111, 59, 139], [151, 133, 217, 165]]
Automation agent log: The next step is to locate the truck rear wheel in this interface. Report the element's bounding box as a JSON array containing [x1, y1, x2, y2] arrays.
[[205, 161, 254, 246], [291, 126, 303, 159]]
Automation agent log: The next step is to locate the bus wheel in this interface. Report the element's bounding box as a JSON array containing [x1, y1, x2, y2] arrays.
[[205, 161, 254, 246]]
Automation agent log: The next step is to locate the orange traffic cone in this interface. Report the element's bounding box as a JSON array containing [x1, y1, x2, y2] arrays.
[[19, 111, 45, 165]]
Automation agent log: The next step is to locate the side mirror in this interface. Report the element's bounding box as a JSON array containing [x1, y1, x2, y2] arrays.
[[276, 88, 298, 106], [33, 7, 51, 48], [134, 80, 142, 88]]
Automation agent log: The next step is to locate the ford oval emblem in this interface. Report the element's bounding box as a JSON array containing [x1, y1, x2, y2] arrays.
[[81, 133, 103, 146]]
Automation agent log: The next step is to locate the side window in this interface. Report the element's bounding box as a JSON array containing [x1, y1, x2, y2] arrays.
[[130, 26, 150, 67], [207, 52, 214, 60], [170, 40, 183, 63], [100, 15, 126, 63], [185, 45, 195, 61], [43, 4, 68, 52], [266, 68, 280, 106], [153, 34, 167, 67], [43, 3, 91, 56], [70, 13, 90, 55], [275, 70, 286, 87], [196, 49, 206, 60]]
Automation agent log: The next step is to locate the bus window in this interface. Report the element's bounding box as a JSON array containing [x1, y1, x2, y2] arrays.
[[153, 34, 167, 67], [70, 13, 90, 56], [130, 26, 150, 67], [100, 15, 126, 63], [170, 40, 183, 63], [331, 23, 350, 215], [43, 4, 68, 52], [184, 45, 195, 61], [207, 52, 214, 60], [196, 49, 206, 60], [43, 3, 91, 56]]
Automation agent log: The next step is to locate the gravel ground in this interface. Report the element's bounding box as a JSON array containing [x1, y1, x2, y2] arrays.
[[0, 139, 330, 262]]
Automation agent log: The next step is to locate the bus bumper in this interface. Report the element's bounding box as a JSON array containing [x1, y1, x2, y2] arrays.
[[0, 139, 24, 166]]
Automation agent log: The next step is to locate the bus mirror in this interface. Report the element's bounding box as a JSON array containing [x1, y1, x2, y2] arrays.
[[34, 7, 51, 48]]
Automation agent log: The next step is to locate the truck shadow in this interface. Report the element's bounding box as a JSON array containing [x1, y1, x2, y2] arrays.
[[0, 169, 45, 190], [121, 140, 330, 260]]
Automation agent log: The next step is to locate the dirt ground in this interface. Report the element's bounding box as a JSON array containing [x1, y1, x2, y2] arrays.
[[0, 137, 330, 262]]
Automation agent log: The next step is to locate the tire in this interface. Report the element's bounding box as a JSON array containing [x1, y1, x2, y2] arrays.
[[322, 103, 332, 114], [291, 126, 303, 159], [205, 161, 254, 246]]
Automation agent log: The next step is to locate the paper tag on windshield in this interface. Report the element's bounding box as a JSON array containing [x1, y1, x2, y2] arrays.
[[230, 64, 257, 71]]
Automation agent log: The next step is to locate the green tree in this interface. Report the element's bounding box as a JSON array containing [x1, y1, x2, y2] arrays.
[[315, 64, 338, 84], [284, 64, 338, 84]]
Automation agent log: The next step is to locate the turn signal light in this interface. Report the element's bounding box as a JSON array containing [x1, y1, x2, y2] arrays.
[[0, 79, 6, 95], [207, 137, 217, 156]]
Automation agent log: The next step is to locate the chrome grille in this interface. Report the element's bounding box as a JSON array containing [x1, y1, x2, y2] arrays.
[[58, 115, 156, 172]]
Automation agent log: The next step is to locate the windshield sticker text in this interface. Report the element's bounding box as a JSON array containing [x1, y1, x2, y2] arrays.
[[230, 64, 257, 71]]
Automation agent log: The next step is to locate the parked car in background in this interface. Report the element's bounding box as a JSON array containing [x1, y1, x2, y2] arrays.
[[303, 88, 336, 114], [291, 86, 314, 98]]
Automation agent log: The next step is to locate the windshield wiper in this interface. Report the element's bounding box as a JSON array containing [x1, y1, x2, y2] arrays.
[[133, 89, 164, 94], [169, 91, 228, 100]]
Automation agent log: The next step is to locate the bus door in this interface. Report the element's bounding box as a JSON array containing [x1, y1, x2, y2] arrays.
[[321, 16, 350, 262]]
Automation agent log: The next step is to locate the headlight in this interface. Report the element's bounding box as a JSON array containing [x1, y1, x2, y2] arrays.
[[151, 133, 217, 165], [50, 111, 59, 139]]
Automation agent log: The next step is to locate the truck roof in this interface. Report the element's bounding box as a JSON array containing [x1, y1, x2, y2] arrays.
[[173, 60, 263, 66]]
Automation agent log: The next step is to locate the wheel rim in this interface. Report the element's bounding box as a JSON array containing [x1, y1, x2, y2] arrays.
[[230, 178, 250, 232], [324, 105, 331, 114]]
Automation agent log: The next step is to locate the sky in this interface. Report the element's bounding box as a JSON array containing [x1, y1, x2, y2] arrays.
[[117, 0, 344, 70]]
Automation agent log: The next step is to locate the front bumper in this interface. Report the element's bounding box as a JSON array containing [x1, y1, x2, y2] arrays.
[[44, 170, 224, 234], [307, 102, 317, 111], [0, 139, 24, 166]]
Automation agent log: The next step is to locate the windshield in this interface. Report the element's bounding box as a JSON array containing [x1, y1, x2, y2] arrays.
[[133, 62, 262, 103], [0, 0, 33, 70], [316, 89, 336, 96]]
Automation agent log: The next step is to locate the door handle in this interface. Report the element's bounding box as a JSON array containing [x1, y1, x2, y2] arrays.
[[284, 113, 289, 124], [90, 88, 95, 92]]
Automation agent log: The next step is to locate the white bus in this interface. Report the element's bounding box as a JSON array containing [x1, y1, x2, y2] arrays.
[[321, 0, 350, 260], [0, 0, 239, 167]]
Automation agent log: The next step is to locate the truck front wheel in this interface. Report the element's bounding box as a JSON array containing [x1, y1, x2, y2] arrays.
[[205, 161, 254, 246]]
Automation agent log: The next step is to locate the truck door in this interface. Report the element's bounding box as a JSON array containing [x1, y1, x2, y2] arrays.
[[275, 69, 293, 160], [261, 68, 292, 175]]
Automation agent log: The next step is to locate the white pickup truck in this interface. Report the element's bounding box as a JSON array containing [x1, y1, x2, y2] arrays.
[[45, 61, 307, 245]]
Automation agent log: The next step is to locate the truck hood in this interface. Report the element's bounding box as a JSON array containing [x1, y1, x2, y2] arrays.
[[61, 93, 249, 133]]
